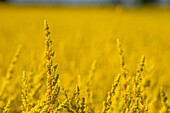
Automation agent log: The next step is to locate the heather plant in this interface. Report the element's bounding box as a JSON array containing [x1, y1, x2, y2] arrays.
[[0, 45, 22, 112], [21, 71, 28, 112], [160, 87, 170, 113], [3, 100, 10, 113], [0, 45, 22, 97], [102, 74, 121, 113], [0, 19, 169, 113]]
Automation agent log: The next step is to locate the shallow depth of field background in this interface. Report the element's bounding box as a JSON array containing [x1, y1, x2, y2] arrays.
[[0, 3, 170, 112]]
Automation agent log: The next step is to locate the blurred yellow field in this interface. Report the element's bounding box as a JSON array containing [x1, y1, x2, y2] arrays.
[[0, 5, 170, 112]]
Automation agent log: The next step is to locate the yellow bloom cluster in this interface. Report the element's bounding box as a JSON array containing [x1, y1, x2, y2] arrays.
[[0, 6, 170, 112]]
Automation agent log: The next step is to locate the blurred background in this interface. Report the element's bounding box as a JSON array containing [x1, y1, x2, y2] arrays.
[[0, 0, 170, 6], [0, 0, 170, 112]]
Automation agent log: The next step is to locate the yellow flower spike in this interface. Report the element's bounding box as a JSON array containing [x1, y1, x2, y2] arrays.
[[160, 87, 170, 113], [134, 56, 145, 101], [85, 61, 96, 112], [117, 39, 128, 111], [102, 74, 121, 113], [21, 71, 28, 112], [3, 100, 11, 113], [44, 20, 55, 113], [0, 45, 22, 97]]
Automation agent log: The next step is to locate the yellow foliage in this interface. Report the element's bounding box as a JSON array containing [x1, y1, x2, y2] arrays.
[[0, 5, 170, 113]]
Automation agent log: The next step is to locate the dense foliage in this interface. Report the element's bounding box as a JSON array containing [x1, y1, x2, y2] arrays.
[[0, 5, 170, 113]]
